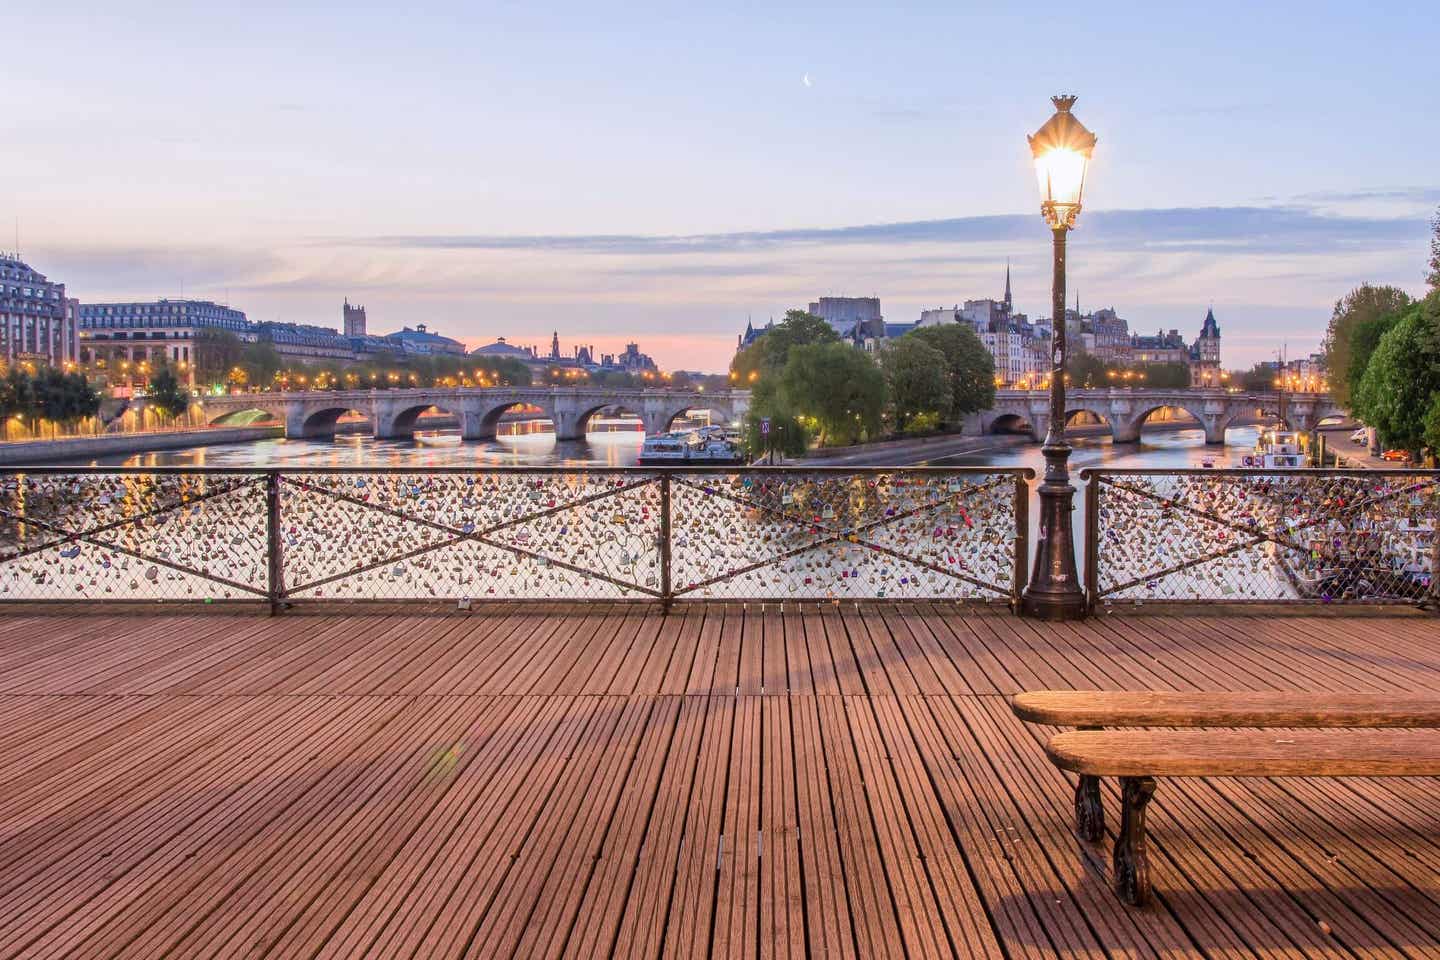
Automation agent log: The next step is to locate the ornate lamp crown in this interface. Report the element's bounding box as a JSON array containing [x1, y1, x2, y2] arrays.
[[1028, 94, 1097, 229]]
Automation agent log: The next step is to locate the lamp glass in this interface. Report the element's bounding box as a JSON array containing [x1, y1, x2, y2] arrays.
[[1034, 147, 1088, 209]]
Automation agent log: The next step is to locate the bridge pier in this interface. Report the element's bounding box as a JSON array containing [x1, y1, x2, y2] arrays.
[[462, 411, 496, 442], [552, 410, 586, 442]]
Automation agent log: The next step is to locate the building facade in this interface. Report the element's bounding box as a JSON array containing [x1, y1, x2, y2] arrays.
[[0, 254, 78, 366], [380, 323, 467, 356], [78, 298, 249, 367]]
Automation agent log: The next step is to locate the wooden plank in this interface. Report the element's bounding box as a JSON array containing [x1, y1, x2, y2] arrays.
[[1013, 690, 1440, 728], [1048, 729, 1440, 777]]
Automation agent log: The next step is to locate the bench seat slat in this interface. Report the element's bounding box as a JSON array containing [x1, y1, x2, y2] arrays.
[[1013, 691, 1440, 728], [1047, 729, 1440, 778]]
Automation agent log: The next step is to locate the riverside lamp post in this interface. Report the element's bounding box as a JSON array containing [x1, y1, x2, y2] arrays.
[[1021, 95, 1096, 620]]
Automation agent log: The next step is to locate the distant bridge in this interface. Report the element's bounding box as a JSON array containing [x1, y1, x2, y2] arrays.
[[978, 388, 1344, 445], [197, 387, 750, 441]]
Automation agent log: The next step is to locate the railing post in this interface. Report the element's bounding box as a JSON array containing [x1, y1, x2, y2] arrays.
[[659, 473, 673, 613], [1012, 472, 1029, 612], [266, 471, 285, 615], [1084, 471, 1100, 612]]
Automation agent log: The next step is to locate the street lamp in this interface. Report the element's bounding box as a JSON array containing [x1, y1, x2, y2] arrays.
[[1022, 94, 1096, 621]]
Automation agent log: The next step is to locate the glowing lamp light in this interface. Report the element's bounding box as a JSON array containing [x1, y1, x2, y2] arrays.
[[1028, 95, 1097, 229]]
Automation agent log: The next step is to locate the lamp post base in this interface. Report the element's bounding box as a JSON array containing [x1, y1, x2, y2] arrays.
[[1021, 440, 1088, 620]]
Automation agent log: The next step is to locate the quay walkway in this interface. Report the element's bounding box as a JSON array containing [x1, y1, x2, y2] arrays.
[[0, 603, 1437, 957]]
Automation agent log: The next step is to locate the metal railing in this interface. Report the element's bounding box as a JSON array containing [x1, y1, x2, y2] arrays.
[[0, 466, 1033, 609], [1083, 468, 1440, 607]]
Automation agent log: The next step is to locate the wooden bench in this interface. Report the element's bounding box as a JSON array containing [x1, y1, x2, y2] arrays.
[[1011, 691, 1440, 905]]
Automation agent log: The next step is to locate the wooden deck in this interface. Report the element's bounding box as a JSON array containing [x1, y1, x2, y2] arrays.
[[1, 603, 1438, 958]]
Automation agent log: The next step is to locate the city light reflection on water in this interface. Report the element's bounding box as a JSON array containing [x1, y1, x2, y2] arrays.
[[96, 421, 1264, 472]]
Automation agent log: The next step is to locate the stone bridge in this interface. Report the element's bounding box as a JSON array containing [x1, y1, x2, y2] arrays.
[[197, 387, 750, 441], [976, 388, 1345, 444]]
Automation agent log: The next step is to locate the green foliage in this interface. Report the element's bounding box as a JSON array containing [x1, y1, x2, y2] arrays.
[[906, 324, 996, 420], [147, 365, 192, 420], [1424, 392, 1440, 456], [902, 411, 942, 435], [33, 369, 101, 425], [1065, 349, 1108, 388], [1322, 284, 1412, 406], [880, 337, 949, 429], [0, 368, 36, 423], [0, 365, 101, 427], [1353, 291, 1440, 453], [730, 310, 840, 384], [1143, 362, 1193, 389], [777, 342, 885, 447], [193, 328, 247, 384], [1236, 362, 1278, 393], [740, 407, 810, 460], [1429, 206, 1440, 292]]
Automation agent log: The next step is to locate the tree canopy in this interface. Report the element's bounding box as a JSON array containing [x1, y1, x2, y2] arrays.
[[1428, 205, 1440, 292], [1322, 284, 1412, 406], [776, 341, 885, 446], [1353, 291, 1440, 454], [147, 365, 192, 420], [906, 324, 996, 421], [730, 310, 840, 385], [880, 337, 949, 430]]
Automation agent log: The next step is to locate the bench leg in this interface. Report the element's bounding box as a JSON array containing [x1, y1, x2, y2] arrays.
[[1113, 776, 1156, 906], [1074, 725, 1104, 842], [1075, 775, 1104, 842]]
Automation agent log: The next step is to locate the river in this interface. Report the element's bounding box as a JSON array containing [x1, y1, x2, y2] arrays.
[[84, 418, 1269, 472]]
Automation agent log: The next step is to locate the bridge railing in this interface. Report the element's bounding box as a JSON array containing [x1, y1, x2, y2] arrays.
[[0, 466, 1032, 608], [1082, 467, 1440, 607]]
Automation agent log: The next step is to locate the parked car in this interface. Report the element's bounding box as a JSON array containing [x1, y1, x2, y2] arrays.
[[1350, 427, 1368, 443], [1381, 449, 1410, 462]]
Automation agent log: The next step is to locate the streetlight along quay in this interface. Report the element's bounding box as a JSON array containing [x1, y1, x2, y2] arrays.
[[1021, 94, 1096, 621]]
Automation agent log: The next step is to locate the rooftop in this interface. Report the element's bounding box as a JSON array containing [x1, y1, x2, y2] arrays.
[[2, 604, 1436, 957]]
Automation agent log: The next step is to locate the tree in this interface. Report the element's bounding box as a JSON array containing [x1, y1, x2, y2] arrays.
[[1353, 291, 1440, 453], [194, 328, 246, 386], [1428, 205, 1440, 292], [777, 342, 885, 446], [1236, 362, 1277, 393], [1425, 392, 1440, 458], [880, 337, 949, 430], [0, 367, 36, 427], [1065, 349, 1108, 388], [730, 310, 840, 385], [739, 406, 810, 460], [33, 369, 101, 425], [147, 364, 192, 420], [1322, 284, 1412, 406], [1144, 362, 1193, 389], [907, 324, 996, 421]]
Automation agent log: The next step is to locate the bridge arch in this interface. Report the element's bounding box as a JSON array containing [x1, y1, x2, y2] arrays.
[[294, 405, 373, 440], [986, 412, 1036, 439], [1117, 402, 1222, 445], [206, 405, 283, 427], [656, 400, 739, 435], [467, 400, 556, 442], [376, 401, 462, 441]]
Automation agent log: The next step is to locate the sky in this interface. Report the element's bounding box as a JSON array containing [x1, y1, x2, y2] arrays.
[[3, 1, 1437, 371]]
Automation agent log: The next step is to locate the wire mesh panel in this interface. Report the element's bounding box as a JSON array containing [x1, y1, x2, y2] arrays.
[[669, 469, 1026, 600], [0, 471, 269, 601], [1088, 469, 1440, 604], [279, 471, 664, 600]]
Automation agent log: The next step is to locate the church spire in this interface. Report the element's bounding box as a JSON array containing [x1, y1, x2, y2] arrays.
[[1003, 259, 1012, 315]]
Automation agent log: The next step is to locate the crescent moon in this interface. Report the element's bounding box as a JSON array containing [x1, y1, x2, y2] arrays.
[[802, 73, 812, 88]]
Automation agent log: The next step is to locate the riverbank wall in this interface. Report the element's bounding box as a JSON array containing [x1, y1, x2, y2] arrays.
[[0, 425, 283, 466]]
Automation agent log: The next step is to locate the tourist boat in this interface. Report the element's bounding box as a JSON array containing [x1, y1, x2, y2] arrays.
[[1243, 428, 1305, 468], [638, 427, 745, 465], [414, 431, 462, 447]]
